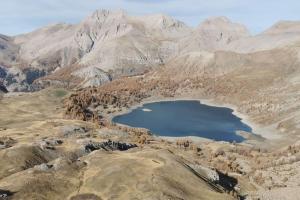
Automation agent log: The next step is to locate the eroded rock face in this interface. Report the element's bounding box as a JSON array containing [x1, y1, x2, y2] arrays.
[[84, 140, 137, 152], [38, 138, 63, 150], [0, 145, 59, 179]]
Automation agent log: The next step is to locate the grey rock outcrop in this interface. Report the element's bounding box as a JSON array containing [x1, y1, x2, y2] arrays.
[[0, 189, 13, 199], [72, 66, 111, 87], [33, 163, 53, 171], [0, 66, 45, 92], [0, 84, 8, 94], [84, 140, 137, 152]]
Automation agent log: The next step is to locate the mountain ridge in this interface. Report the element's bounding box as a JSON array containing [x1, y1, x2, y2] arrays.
[[1, 9, 300, 91]]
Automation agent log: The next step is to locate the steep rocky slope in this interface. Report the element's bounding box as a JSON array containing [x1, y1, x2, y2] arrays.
[[0, 9, 194, 91], [13, 9, 192, 77]]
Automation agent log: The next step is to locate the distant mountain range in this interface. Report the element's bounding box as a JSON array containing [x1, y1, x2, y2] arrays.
[[1, 9, 300, 91]]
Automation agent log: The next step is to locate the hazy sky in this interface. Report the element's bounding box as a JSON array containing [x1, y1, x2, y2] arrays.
[[1, 0, 299, 36]]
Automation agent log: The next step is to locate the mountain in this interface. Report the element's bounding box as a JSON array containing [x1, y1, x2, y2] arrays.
[[227, 20, 300, 53], [1, 10, 300, 91], [0, 34, 18, 67], [178, 17, 250, 54], [0, 9, 193, 91], [138, 13, 192, 38], [263, 20, 300, 35], [14, 9, 191, 74]]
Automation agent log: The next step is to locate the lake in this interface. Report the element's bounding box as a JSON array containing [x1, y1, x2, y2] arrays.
[[112, 100, 252, 142]]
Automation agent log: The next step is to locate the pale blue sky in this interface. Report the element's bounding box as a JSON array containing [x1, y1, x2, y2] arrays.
[[1, 0, 299, 36]]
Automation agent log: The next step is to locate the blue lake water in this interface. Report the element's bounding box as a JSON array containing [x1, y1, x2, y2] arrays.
[[112, 100, 252, 142]]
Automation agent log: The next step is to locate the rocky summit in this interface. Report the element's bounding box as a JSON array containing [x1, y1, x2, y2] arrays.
[[1, 8, 300, 200]]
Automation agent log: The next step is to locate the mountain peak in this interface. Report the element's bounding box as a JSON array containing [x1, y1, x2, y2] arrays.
[[179, 16, 250, 53], [263, 20, 300, 35], [140, 13, 190, 32], [202, 16, 231, 24], [197, 16, 250, 37], [91, 9, 127, 18], [84, 9, 127, 24]]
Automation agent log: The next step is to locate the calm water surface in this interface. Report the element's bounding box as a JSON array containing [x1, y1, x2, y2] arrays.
[[113, 100, 252, 142]]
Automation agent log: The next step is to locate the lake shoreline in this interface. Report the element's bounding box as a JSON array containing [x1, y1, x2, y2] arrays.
[[110, 96, 281, 144]]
